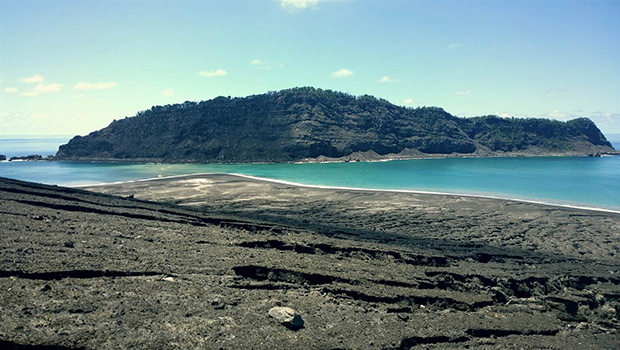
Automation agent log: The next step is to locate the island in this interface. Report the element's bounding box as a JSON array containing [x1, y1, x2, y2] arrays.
[[55, 87, 616, 163]]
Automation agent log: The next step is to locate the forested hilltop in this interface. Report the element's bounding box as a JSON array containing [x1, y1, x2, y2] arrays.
[[56, 87, 615, 163]]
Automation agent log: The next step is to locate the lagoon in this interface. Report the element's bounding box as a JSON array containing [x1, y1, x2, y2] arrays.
[[1, 155, 619, 211]]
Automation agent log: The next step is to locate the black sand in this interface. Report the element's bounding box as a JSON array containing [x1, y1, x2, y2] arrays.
[[1, 174, 618, 349]]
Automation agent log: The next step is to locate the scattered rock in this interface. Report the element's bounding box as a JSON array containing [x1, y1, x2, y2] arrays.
[[268, 306, 304, 330], [211, 297, 226, 310], [162, 276, 175, 282], [397, 314, 409, 322], [9, 154, 43, 161], [64, 241, 75, 248]]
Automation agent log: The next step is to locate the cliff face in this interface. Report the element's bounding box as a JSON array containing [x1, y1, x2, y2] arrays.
[[56, 87, 614, 163]]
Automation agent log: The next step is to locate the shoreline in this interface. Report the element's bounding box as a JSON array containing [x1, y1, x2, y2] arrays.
[[77, 172, 620, 215], [33, 149, 620, 165]]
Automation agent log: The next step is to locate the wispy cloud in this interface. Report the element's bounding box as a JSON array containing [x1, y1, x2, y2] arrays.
[[332, 68, 353, 78], [75, 94, 85, 99], [540, 110, 577, 121], [545, 88, 569, 94], [20, 83, 63, 97], [162, 88, 174, 97], [3, 87, 18, 93], [403, 98, 414, 105], [20, 75, 45, 83], [454, 90, 471, 95], [198, 69, 228, 77], [281, 0, 319, 11], [446, 43, 463, 50], [378, 76, 400, 83], [249, 59, 281, 70], [73, 82, 119, 90]]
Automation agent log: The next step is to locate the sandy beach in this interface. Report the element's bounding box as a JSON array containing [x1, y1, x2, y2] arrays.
[[1, 174, 619, 349]]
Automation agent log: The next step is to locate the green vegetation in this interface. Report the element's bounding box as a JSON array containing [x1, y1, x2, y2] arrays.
[[56, 87, 614, 163]]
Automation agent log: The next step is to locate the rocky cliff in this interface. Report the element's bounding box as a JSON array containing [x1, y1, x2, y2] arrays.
[[56, 87, 615, 163]]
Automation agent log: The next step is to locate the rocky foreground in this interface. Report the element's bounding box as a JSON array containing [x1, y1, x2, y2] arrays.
[[1, 175, 619, 349]]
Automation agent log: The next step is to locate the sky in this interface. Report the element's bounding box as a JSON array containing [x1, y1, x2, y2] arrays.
[[1, 0, 619, 136]]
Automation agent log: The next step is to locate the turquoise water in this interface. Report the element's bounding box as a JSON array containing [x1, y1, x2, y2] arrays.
[[1, 156, 619, 211], [1, 136, 620, 210]]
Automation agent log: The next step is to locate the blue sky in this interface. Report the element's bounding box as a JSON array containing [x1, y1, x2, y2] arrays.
[[1, 0, 619, 136]]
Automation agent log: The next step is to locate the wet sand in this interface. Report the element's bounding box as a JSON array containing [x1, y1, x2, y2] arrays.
[[1, 174, 619, 349]]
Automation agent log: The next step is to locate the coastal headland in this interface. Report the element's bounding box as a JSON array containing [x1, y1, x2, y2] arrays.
[[1, 174, 618, 349], [55, 88, 617, 164]]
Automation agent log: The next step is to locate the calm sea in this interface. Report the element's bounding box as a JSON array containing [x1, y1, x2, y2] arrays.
[[1, 135, 620, 211]]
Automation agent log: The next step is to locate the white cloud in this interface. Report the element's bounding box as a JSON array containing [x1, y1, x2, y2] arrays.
[[73, 82, 119, 90], [162, 88, 174, 97], [378, 76, 400, 83], [496, 112, 514, 118], [20, 75, 45, 83], [38, 83, 62, 92], [446, 43, 463, 50], [332, 68, 353, 78], [403, 98, 414, 105], [540, 109, 575, 121], [198, 69, 228, 77], [454, 90, 471, 95], [249, 59, 281, 70], [281, 0, 318, 11], [3, 87, 18, 93], [20, 83, 63, 97], [75, 94, 85, 99]]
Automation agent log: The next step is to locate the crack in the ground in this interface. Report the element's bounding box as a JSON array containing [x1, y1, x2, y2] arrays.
[[237, 239, 450, 267], [425, 271, 620, 298], [322, 287, 490, 311], [232, 265, 358, 286], [395, 327, 559, 349], [0, 270, 171, 280], [13, 198, 287, 234]]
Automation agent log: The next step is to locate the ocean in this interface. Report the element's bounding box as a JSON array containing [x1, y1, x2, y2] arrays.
[[1, 135, 620, 211]]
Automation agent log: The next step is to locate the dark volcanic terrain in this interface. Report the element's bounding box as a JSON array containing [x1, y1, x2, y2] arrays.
[[1, 175, 619, 349]]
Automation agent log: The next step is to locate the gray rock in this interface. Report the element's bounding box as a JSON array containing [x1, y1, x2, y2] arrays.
[[268, 306, 304, 330], [211, 296, 226, 309]]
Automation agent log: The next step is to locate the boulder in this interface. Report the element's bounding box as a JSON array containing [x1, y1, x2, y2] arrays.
[[268, 306, 304, 330]]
